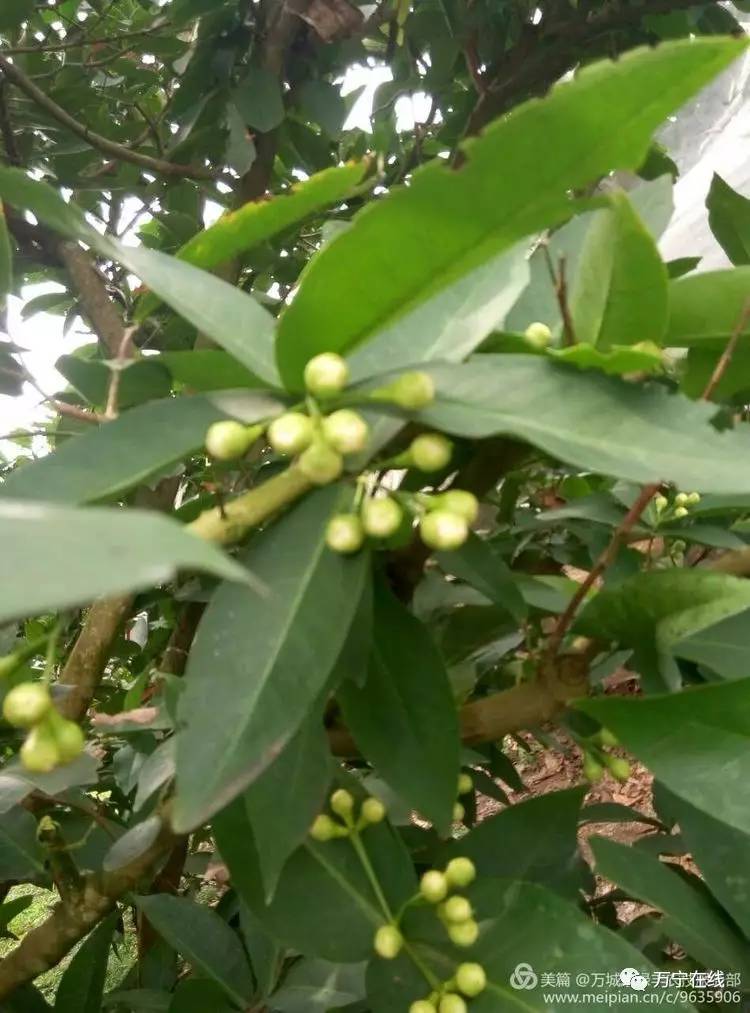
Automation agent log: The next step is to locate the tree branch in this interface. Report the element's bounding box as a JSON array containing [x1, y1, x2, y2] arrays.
[[2, 24, 169, 55], [56, 242, 125, 357]]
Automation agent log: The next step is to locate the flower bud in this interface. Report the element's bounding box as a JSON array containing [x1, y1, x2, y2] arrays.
[[0, 653, 21, 680], [322, 409, 369, 454], [2, 682, 51, 729], [410, 1002, 437, 1013], [524, 321, 552, 348], [583, 753, 604, 783], [330, 788, 354, 818], [20, 724, 60, 773], [437, 490, 479, 524], [310, 814, 339, 841], [452, 802, 465, 822], [654, 495, 668, 512], [447, 919, 479, 947], [204, 420, 253, 461], [361, 797, 386, 824], [420, 870, 448, 904], [596, 727, 619, 748], [267, 412, 314, 456], [304, 353, 349, 396], [420, 511, 468, 551], [445, 857, 476, 888], [605, 755, 632, 783], [374, 371, 435, 410], [362, 496, 403, 539], [673, 506, 689, 519], [674, 492, 689, 507], [298, 442, 343, 485], [457, 773, 473, 796], [441, 896, 473, 924], [438, 995, 467, 1013], [373, 924, 403, 959], [410, 433, 453, 472], [687, 491, 701, 505], [326, 514, 364, 554], [455, 962, 487, 998]]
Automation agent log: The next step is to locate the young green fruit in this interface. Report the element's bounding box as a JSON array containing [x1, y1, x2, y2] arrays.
[[420, 870, 449, 904], [375, 371, 435, 410], [267, 412, 314, 456], [583, 753, 604, 783], [673, 505, 689, 519], [447, 919, 479, 947], [322, 409, 369, 454], [51, 718, 85, 764], [373, 924, 403, 959], [674, 492, 689, 507], [420, 511, 468, 551], [452, 802, 465, 822], [304, 352, 349, 396], [297, 442, 343, 485], [438, 995, 467, 1013], [310, 814, 340, 841], [441, 896, 473, 924], [445, 857, 476, 888], [455, 962, 487, 998], [330, 788, 354, 818], [326, 514, 364, 554], [457, 772, 473, 795], [362, 497, 403, 539], [524, 321, 552, 348], [687, 491, 701, 505], [361, 797, 386, 824], [0, 652, 22, 680], [605, 755, 632, 783], [410, 1002, 437, 1013], [654, 494, 668, 512], [410, 433, 453, 472], [2, 682, 51, 728], [438, 490, 479, 524], [596, 727, 619, 748], [204, 420, 253, 461], [20, 724, 60, 773]]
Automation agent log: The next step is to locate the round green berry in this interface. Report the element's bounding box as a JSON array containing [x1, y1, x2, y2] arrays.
[[325, 514, 364, 554], [410, 433, 453, 472], [322, 409, 369, 454], [361, 797, 386, 824], [384, 371, 435, 410], [420, 511, 468, 551], [51, 718, 85, 764], [438, 490, 479, 524], [674, 492, 689, 507], [420, 870, 448, 904], [267, 412, 314, 456], [410, 1001, 437, 1013], [2, 682, 51, 729], [20, 725, 60, 773], [442, 896, 473, 924], [362, 496, 403, 539], [687, 491, 701, 505], [204, 420, 253, 461], [452, 801, 465, 823], [310, 814, 339, 841], [524, 321, 552, 348], [447, 919, 479, 948], [304, 353, 349, 396], [605, 756, 632, 783], [297, 442, 343, 485], [373, 924, 403, 959], [330, 788, 354, 818], [457, 772, 473, 795], [438, 995, 467, 1013], [445, 857, 476, 888], [673, 505, 689, 519], [583, 753, 604, 783], [455, 962, 487, 997]]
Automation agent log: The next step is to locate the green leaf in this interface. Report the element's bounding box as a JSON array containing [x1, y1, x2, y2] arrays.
[[0, 392, 283, 504], [0, 167, 92, 243], [298, 80, 347, 138], [706, 173, 750, 265], [549, 341, 663, 376], [233, 66, 285, 132], [133, 895, 253, 1005], [0, 0, 34, 30], [0, 499, 252, 623], [576, 678, 750, 836], [337, 580, 460, 832], [214, 791, 416, 963], [173, 488, 369, 832], [591, 837, 750, 974], [0, 203, 12, 309], [56, 355, 172, 409], [168, 980, 234, 1013], [668, 605, 750, 679], [275, 38, 746, 387], [569, 192, 668, 349], [0, 808, 45, 879], [158, 350, 265, 391], [443, 788, 588, 897], [270, 959, 366, 1012], [54, 912, 118, 1013], [665, 267, 750, 346], [681, 344, 750, 401], [416, 355, 750, 493], [245, 706, 333, 901], [437, 534, 527, 622]]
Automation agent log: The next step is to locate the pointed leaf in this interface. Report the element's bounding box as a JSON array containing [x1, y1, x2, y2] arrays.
[[54, 912, 119, 1013], [706, 172, 750, 265], [437, 533, 527, 622], [0, 808, 45, 879], [665, 267, 750, 346]]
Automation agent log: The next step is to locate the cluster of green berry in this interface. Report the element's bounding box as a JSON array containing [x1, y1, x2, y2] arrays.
[[581, 727, 631, 784], [523, 321, 553, 349], [2, 683, 85, 773], [309, 787, 387, 841], [654, 490, 700, 522]]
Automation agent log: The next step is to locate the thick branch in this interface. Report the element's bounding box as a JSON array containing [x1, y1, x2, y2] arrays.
[[0, 53, 216, 180], [56, 242, 124, 356]]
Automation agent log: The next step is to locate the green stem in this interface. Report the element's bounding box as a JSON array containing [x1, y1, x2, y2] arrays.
[[43, 619, 64, 683]]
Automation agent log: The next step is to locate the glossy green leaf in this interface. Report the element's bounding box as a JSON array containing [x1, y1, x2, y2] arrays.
[[276, 38, 745, 387], [668, 605, 750, 679], [134, 895, 253, 1005], [0, 499, 252, 623], [416, 355, 750, 493], [437, 534, 527, 622], [569, 192, 668, 349], [173, 488, 369, 832], [270, 959, 366, 1012], [168, 979, 234, 1013], [0, 167, 92, 242], [0, 808, 45, 879], [0, 392, 283, 504], [54, 912, 118, 1013], [214, 791, 416, 963], [56, 355, 172, 409], [158, 350, 265, 391], [233, 66, 285, 132], [577, 678, 750, 836], [665, 267, 750, 346], [681, 344, 750, 400], [706, 173, 750, 265], [245, 706, 333, 901], [591, 837, 750, 973], [549, 341, 663, 376], [337, 580, 460, 832]]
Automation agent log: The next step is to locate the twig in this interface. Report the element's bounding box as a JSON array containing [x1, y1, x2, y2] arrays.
[[701, 298, 750, 401], [547, 482, 662, 658], [104, 325, 137, 419], [2, 24, 169, 55], [0, 53, 216, 180], [50, 399, 105, 425], [543, 246, 576, 346]]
